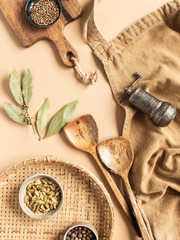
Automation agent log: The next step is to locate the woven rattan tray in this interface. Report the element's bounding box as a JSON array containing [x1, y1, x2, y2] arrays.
[[0, 157, 115, 240]]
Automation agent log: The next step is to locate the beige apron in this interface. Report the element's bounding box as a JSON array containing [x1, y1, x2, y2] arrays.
[[87, 0, 180, 239]]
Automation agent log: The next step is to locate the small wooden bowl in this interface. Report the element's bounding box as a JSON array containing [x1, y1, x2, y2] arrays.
[[19, 173, 64, 220], [63, 222, 99, 240], [25, 0, 62, 28]]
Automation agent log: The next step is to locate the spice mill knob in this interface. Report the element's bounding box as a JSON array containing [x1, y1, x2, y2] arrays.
[[124, 73, 177, 127]]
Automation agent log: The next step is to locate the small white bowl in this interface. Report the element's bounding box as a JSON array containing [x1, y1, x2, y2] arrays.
[[63, 222, 99, 240], [19, 174, 64, 220]]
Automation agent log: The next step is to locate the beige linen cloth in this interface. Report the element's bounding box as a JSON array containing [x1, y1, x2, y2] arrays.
[[87, 0, 180, 239]]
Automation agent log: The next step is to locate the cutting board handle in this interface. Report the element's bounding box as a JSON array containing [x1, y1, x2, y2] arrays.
[[52, 32, 79, 67]]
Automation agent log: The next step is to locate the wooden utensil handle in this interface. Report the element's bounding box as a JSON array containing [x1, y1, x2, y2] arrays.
[[123, 177, 152, 240], [90, 149, 141, 236], [53, 33, 79, 67]]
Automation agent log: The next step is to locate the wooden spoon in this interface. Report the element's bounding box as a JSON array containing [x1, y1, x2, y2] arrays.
[[97, 136, 152, 240], [63, 114, 141, 236]]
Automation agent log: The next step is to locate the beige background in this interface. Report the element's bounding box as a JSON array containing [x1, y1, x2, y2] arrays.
[[0, 0, 169, 239]]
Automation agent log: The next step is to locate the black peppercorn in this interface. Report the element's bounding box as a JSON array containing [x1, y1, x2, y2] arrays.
[[65, 226, 97, 240]]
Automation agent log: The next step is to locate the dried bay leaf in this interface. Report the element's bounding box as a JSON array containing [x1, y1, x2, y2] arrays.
[[46, 99, 78, 137], [4, 102, 28, 125], [36, 98, 50, 139], [9, 69, 23, 106], [22, 68, 33, 107]]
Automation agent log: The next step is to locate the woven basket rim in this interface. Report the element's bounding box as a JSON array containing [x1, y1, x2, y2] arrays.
[[0, 156, 115, 239]]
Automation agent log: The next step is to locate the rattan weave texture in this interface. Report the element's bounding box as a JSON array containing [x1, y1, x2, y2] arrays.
[[0, 157, 115, 240]]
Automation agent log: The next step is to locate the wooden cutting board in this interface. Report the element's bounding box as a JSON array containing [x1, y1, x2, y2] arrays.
[[0, 0, 82, 67]]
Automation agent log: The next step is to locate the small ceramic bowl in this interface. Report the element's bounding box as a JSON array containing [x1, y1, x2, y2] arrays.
[[25, 0, 62, 28], [63, 222, 99, 240], [19, 174, 64, 220]]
